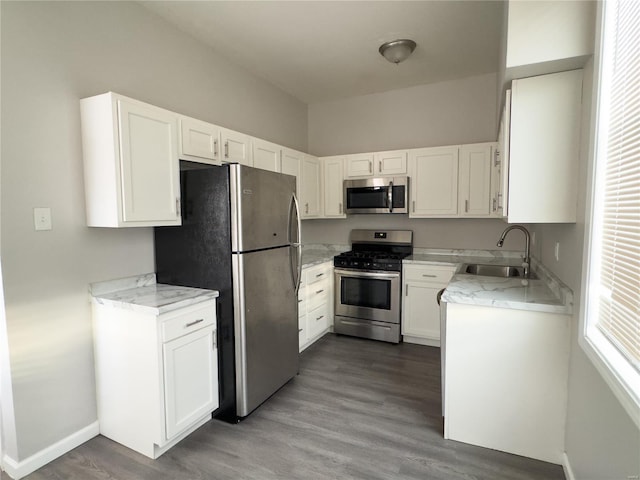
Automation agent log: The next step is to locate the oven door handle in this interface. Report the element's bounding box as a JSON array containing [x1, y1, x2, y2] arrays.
[[388, 180, 393, 213], [334, 268, 400, 280]]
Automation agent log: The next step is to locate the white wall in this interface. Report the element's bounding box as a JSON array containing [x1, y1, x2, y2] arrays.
[[530, 57, 640, 479], [308, 73, 498, 156], [0, 0, 307, 463], [305, 73, 527, 251]]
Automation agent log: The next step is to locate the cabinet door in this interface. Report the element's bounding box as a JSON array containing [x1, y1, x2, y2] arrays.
[[322, 156, 346, 218], [408, 146, 459, 217], [118, 99, 180, 224], [221, 128, 252, 166], [163, 326, 218, 440], [253, 139, 281, 172], [300, 155, 322, 218], [459, 144, 492, 217], [281, 148, 302, 194], [374, 150, 407, 175], [508, 71, 581, 223], [403, 282, 442, 340], [345, 153, 374, 178], [179, 117, 221, 164]]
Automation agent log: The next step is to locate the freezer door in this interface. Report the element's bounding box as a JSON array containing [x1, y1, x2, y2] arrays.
[[230, 165, 297, 252], [232, 246, 299, 417]]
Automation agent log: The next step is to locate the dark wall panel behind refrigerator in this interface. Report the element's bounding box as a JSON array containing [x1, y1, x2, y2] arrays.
[[155, 163, 237, 421]]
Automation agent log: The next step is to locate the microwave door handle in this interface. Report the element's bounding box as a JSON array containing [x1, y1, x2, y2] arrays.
[[388, 181, 393, 213]]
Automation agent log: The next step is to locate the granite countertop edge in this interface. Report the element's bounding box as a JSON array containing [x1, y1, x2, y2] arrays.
[[90, 274, 220, 315]]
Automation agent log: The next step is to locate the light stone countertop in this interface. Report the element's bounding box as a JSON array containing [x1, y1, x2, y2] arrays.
[[405, 249, 573, 315], [90, 274, 219, 315], [301, 244, 349, 268]]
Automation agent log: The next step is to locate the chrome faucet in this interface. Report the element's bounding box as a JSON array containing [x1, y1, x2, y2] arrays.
[[497, 225, 531, 278]]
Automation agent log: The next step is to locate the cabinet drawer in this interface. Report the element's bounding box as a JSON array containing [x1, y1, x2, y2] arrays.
[[304, 263, 331, 285], [161, 303, 216, 343], [307, 279, 329, 311], [298, 295, 306, 318], [403, 265, 456, 284], [307, 302, 329, 339]]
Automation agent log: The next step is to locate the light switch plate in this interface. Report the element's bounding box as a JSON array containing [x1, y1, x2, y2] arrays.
[[34, 207, 52, 231]]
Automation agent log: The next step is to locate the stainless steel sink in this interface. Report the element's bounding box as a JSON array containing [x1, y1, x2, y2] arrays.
[[462, 263, 537, 279]]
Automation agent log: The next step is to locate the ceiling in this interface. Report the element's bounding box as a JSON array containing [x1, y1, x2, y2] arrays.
[[140, 1, 505, 104]]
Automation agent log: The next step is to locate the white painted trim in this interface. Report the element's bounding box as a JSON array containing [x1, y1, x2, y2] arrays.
[[403, 335, 440, 347], [2, 421, 99, 480], [562, 452, 576, 480]]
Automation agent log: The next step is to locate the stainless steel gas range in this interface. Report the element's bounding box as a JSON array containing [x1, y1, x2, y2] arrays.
[[333, 230, 413, 343]]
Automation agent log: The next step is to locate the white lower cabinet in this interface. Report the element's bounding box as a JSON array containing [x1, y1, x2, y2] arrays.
[[298, 261, 333, 351], [92, 299, 219, 459], [402, 263, 456, 346], [443, 302, 570, 463]]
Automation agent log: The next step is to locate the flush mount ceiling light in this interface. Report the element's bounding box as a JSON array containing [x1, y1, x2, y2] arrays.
[[379, 39, 417, 64]]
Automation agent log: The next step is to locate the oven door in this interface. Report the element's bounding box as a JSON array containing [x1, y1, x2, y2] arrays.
[[334, 268, 400, 323]]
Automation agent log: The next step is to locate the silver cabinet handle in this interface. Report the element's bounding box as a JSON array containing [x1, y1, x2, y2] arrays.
[[422, 274, 437, 278], [412, 200, 416, 213], [213, 139, 218, 158], [492, 198, 497, 211], [369, 162, 372, 173], [176, 198, 180, 217], [224, 141, 229, 158], [379, 160, 382, 172], [298, 299, 303, 303], [316, 273, 324, 278], [339, 202, 342, 214], [465, 199, 469, 213], [305, 203, 309, 214], [316, 315, 324, 321], [212, 333, 217, 349], [315, 289, 324, 294], [185, 318, 204, 328]]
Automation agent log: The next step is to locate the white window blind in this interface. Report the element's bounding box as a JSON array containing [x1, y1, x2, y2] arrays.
[[592, 0, 640, 371]]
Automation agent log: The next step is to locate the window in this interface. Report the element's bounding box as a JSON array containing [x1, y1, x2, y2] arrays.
[[581, 0, 640, 426]]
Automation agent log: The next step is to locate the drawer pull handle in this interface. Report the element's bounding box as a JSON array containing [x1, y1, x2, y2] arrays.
[[298, 328, 303, 333], [422, 274, 437, 278], [316, 289, 324, 294], [185, 318, 204, 328], [298, 299, 303, 303], [315, 273, 324, 278], [316, 315, 324, 321]]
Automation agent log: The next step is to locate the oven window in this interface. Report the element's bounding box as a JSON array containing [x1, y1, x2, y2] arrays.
[[341, 276, 391, 310], [346, 187, 388, 209]]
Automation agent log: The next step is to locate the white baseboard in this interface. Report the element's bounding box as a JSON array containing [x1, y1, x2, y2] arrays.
[[403, 335, 440, 347], [2, 421, 99, 479], [562, 452, 576, 480]]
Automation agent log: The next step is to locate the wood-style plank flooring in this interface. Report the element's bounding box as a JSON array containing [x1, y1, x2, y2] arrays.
[[24, 334, 565, 480]]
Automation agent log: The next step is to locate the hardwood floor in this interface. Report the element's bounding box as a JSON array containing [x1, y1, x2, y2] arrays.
[[24, 334, 565, 480]]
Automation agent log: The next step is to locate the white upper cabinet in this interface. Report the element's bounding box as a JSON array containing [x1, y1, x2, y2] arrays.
[[408, 146, 459, 217], [179, 116, 221, 165], [345, 153, 375, 178], [374, 150, 408, 175], [81, 92, 181, 227], [322, 156, 346, 218], [458, 143, 493, 217], [281, 147, 302, 194], [504, 70, 582, 223], [221, 128, 252, 166], [252, 138, 281, 172], [300, 155, 322, 219]]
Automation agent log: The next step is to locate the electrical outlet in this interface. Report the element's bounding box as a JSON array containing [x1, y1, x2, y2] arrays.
[[34, 207, 52, 231], [554, 242, 560, 262]]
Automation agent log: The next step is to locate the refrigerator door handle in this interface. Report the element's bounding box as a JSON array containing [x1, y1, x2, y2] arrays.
[[290, 193, 303, 294]]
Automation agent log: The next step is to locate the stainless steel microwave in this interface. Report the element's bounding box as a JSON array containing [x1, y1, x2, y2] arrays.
[[344, 177, 409, 214]]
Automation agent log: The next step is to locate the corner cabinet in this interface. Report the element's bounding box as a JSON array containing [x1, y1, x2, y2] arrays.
[[81, 92, 181, 227], [92, 299, 219, 459], [500, 70, 582, 223]]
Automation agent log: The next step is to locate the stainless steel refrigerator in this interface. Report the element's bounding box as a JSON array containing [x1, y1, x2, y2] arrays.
[[155, 163, 301, 421]]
